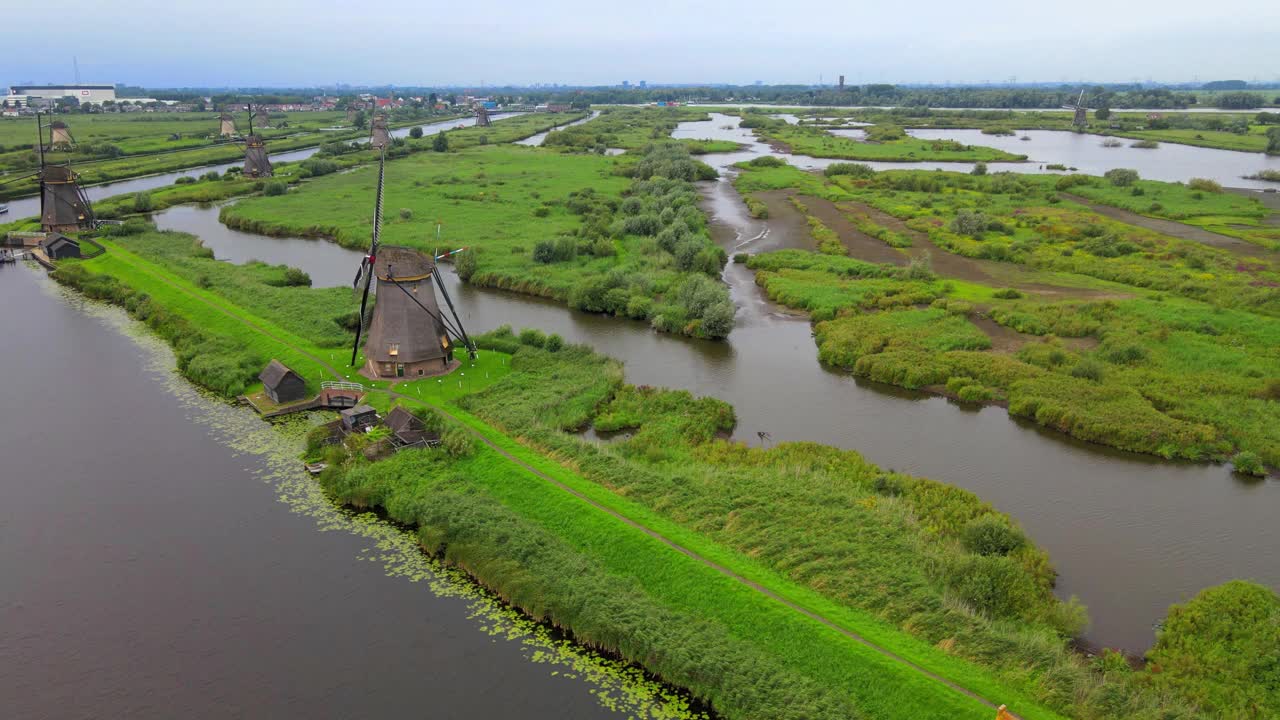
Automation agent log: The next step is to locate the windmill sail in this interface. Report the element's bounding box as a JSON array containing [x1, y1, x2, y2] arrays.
[[350, 146, 388, 366]]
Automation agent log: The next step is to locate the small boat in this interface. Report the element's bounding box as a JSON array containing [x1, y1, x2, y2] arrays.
[[0, 204, 9, 215]]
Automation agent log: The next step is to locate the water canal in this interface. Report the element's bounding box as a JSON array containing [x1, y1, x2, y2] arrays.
[[0, 263, 699, 719]]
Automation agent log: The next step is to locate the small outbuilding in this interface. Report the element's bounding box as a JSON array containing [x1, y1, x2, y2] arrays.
[[340, 404, 378, 432], [40, 233, 80, 260], [259, 359, 307, 404], [384, 406, 441, 448]]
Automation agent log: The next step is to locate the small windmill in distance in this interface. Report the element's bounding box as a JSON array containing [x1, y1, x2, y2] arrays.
[[1063, 89, 1089, 128]]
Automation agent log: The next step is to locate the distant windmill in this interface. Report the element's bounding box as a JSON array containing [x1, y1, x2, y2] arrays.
[[218, 112, 236, 137], [475, 105, 491, 127], [47, 120, 75, 149], [253, 108, 272, 130], [1063, 90, 1088, 128], [241, 104, 273, 178], [369, 113, 391, 149]]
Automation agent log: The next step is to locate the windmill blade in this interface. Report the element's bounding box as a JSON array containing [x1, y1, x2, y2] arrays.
[[433, 262, 476, 358], [350, 146, 389, 367], [0, 170, 41, 187]]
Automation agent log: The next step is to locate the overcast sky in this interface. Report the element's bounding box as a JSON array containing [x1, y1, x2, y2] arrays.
[[5, 0, 1278, 88]]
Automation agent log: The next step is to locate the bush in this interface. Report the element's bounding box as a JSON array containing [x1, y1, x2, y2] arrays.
[[409, 126, 424, 139], [746, 155, 786, 168], [1188, 177, 1223, 194], [299, 158, 339, 177], [825, 162, 875, 178], [281, 267, 311, 287], [991, 288, 1023, 299], [399, 208, 413, 220], [454, 249, 477, 281], [1069, 358, 1105, 381], [945, 554, 1038, 619], [263, 181, 287, 196], [970, 162, 988, 176], [733, 253, 749, 264], [433, 131, 449, 152], [1104, 168, 1140, 187], [174, 176, 194, 185], [1232, 451, 1266, 477], [962, 515, 1027, 556], [132, 192, 155, 213], [544, 333, 565, 352], [518, 328, 547, 347]]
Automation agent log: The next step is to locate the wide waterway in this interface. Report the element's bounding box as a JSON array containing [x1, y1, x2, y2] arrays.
[[150, 113, 1280, 655], [0, 262, 697, 719]]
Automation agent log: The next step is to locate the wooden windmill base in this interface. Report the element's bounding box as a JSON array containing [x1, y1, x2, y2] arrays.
[[359, 356, 460, 382]]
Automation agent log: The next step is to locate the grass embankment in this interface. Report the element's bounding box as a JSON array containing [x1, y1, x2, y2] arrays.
[[738, 113, 1027, 162], [50, 212, 1280, 718], [734, 161, 1280, 468], [222, 140, 735, 339], [542, 106, 726, 153]]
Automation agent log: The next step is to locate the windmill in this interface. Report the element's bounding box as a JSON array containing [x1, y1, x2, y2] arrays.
[[0, 113, 97, 232], [369, 113, 391, 149], [253, 108, 272, 130], [475, 105, 491, 127], [47, 120, 75, 149], [1063, 90, 1088, 127], [219, 112, 236, 137], [241, 104, 273, 178], [348, 148, 475, 380]]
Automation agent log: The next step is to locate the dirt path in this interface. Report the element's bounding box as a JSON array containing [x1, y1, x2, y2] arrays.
[[1063, 193, 1279, 258], [798, 194, 911, 265], [98, 243, 1018, 717]]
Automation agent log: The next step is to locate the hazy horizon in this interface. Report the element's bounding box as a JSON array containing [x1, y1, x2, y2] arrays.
[[5, 0, 1278, 89]]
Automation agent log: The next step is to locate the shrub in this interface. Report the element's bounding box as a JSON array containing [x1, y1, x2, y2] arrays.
[[970, 162, 988, 176], [945, 554, 1038, 619], [132, 192, 155, 213], [263, 181, 287, 196], [1188, 177, 1223, 194], [962, 515, 1027, 556], [1232, 451, 1266, 477], [518, 328, 547, 347], [409, 126, 424, 139], [1104, 168, 1140, 187], [433, 131, 449, 152], [949, 209, 990, 237], [544, 333, 565, 352], [281, 267, 311, 287], [174, 176, 194, 185], [991, 288, 1023, 299], [299, 158, 339, 177], [1069, 358, 1105, 381], [746, 155, 786, 168], [454, 249, 477, 281], [533, 206, 550, 217], [398, 208, 413, 220], [825, 162, 875, 178], [733, 253, 749, 264]]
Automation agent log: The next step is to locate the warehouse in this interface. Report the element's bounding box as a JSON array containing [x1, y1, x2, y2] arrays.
[[8, 84, 117, 105]]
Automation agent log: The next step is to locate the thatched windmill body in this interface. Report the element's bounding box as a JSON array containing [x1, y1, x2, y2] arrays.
[[1064, 90, 1088, 127], [47, 120, 75, 149], [348, 148, 474, 380], [219, 112, 236, 137], [475, 106, 491, 127], [241, 105, 273, 178], [369, 113, 391, 149], [0, 114, 95, 232]]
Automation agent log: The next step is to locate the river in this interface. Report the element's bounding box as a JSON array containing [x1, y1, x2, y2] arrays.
[[19, 109, 1280, 657], [0, 263, 698, 719]]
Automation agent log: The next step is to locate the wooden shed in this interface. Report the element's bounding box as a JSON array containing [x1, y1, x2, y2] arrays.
[[340, 404, 378, 432], [384, 406, 441, 448], [258, 359, 307, 404], [40, 233, 80, 260]]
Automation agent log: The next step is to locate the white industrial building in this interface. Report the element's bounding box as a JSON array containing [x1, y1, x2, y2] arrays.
[[8, 84, 117, 105]]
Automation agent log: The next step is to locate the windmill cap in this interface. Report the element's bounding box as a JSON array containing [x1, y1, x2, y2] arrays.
[[374, 246, 435, 281]]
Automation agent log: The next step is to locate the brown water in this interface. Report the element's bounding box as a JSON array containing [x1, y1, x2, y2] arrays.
[[0, 263, 694, 719]]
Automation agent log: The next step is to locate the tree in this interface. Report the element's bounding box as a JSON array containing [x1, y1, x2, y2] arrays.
[[1268, 127, 1280, 155], [1095, 107, 1111, 121], [427, 92, 438, 108], [433, 131, 449, 152], [409, 126, 423, 139], [352, 110, 367, 130]]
